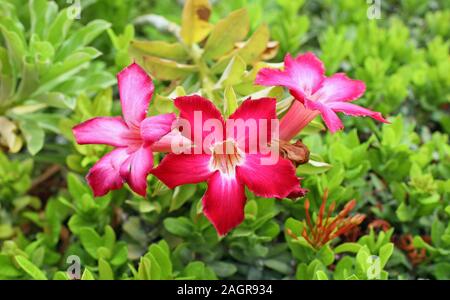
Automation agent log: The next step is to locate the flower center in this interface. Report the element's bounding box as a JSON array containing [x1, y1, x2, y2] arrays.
[[209, 140, 244, 176]]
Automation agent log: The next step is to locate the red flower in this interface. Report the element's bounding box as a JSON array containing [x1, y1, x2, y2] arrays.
[[152, 95, 303, 235]]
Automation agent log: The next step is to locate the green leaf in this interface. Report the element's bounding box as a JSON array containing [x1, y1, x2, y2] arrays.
[[315, 270, 329, 280], [335, 243, 363, 254], [57, 20, 111, 60], [209, 261, 237, 278], [379, 243, 394, 268], [81, 268, 95, 280], [15, 256, 47, 280], [164, 217, 194, 237], [137, 257, 152, 280], [296, 159, 332, 175], [142, 56, 197, 81], [147, 243, 172, 279], [130, 40, 188, 60], [263, 259, 292, 275], [224, 86, 238, 118], [0, 254, 22, 278], [203, 9, 249, 60], [212, 24, 269, 73], [181, 261, 217, 280], [67, 172, 90, 199], [170, 184, 196, 212], [316, 244, 335, 266], [19, 120, 45, 155], [217, 55, 246, 88], [79, 228, 103, 259], [47, 8, 74, 47], [396, 201, 416, 222], [98, 258, 114, 280]]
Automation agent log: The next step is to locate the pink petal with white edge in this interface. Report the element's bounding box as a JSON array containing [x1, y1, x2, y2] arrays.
[[202, 172, 246, 236], [72, 117, 130, 147], [119, 145, 154, 196], [237, 153, 299, 198], [151, 153, 214, 189], [255, 52, 325, 101], [86, 148, 129, 197], [140, 113, 176, 144], [117, 63, 154, 129], [327, 102, 389, 123], [227, 98, 276, 152], [313, 73, 366, 103], [174, 95, 225, 148]]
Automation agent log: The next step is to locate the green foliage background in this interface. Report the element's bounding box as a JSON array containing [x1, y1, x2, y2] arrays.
[[0, 0, 449, 280]]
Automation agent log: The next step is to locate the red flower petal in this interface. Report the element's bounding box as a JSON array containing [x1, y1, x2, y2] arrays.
[[237, 153, 299, 198], [140, 113, 176, 144], [86, 148, 129, 197], [174, 95, 225, 150], [150, 129, 193, 153], [117, 63, 154, 129], [119, 145, 154, 196], [151, 153, 213, 189], [72, 116, 130, 147], [227, 98, 276, 153], [202, 172, 246, 236]]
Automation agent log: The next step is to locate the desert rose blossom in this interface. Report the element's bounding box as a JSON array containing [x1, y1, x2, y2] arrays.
[[255, 52, 389, 137], [152, 95, 304, 235], [72, 63, 176, 197]]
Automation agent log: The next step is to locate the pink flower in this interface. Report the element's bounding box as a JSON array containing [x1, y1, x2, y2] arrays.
[[72, 63, 176, 197], [255, 52, 389, 135], [152, 95, 303, 235]]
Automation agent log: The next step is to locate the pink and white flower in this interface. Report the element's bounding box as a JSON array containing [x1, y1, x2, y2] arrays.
[[72, 63, 176, 197], [152, 95, 304, 235], [255, 52, 388, 136]]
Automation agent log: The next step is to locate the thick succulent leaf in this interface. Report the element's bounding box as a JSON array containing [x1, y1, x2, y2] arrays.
[[129, 40, 188, 61], [203, 8, 249, 60], [142, 55, 197, 81]]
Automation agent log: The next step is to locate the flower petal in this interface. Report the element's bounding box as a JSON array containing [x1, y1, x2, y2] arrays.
[[313, 73, 366, 103], [140, 113, 176, 144], [279, 101, 319, 141], [72, 117, 130, 147], [227, 98, 276, 152], [119, 145, 154, 196], [151, 129, 193, 153], [202, 172, 246, 236], [174, 95, 225, 150], [327, 102, 389, 123], [117, 63, 154, 128], [151, 153, 213, 189], [86, 148, 129, 197], [303, 100, 344, 133], [237, 153, 299, 198], [255, 52, 325, 101]]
